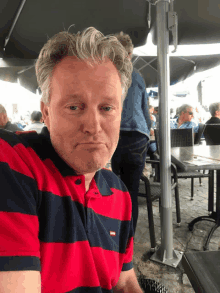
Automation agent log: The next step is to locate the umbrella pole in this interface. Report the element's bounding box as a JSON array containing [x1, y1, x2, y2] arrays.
[[150, 0, 182, 267]]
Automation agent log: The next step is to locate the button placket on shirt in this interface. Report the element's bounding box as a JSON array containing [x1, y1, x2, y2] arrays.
[[85, 190, 101, 237]]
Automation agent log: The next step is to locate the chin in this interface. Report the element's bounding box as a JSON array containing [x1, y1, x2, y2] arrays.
[[73, 157, 107, 174]]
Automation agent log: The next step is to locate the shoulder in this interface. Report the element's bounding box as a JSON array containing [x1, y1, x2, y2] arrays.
[[170, 118, 177, 129], [99, 169, 129, 193], [0, 129, 46, 157], [5, 122, 23, 132]]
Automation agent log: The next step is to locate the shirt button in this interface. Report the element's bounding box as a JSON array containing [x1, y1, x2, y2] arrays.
[[75, 179, 82, 185]]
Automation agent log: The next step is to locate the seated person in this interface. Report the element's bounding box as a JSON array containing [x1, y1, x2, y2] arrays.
[[170, 104, 199, 133], [0, 27, 143, 293], [149, 105, 156, 129], [24, 111, 44, 133], [0, 104, 23, 132], [205, 102, 220, 124]]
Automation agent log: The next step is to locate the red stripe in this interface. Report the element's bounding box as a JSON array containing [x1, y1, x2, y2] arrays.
[[0, 212, 40, 257], [40, 241, 125, 292], [0, 139, 34, 179], [87, 188, 132, 221], [25, 147, 86, 204]]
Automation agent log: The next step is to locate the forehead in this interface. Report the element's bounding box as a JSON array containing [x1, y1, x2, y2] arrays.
[[52, 56, 121, 85]]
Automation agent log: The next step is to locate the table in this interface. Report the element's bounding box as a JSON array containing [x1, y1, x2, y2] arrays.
[[182, 251, 220, 293], [171, 145, 220, 250]]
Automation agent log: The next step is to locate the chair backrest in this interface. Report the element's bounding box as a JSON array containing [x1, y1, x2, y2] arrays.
[[154, 128, 193, 154], [194, 123, 206, 145], [171, 128, 194, 147], [203, 124, 220, 145]]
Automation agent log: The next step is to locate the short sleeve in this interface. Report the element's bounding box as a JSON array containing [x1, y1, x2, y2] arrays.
[[121, 218, 134, 271], [0, 136, 41, 272]]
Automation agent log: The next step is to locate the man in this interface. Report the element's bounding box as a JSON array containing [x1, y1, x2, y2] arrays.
[[0, 104, 23, 132], [205, 102, 220, 124], [111, 31, 152, 234], [149, 105, 156, 128], [170, 103, 199, 133], [153, 106, 159, 125], [24, 111, 44, 133], [0, 27, 143, 292]]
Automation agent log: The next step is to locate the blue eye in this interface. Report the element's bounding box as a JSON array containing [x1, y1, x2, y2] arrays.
[[102, 106, 112, 112], [69, 106, 78, 110]]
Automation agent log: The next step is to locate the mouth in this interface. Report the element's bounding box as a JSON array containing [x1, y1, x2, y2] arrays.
[[76, 142, 105, 148]]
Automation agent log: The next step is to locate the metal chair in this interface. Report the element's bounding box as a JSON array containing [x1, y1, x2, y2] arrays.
[[138, 274, 169, 293], [194, 123, 206, 145], [138, 160, 180, 251], [155, 128, 213, 201]]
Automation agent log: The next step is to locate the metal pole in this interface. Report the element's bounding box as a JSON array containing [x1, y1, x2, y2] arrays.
[[150, 0, 182, 267]]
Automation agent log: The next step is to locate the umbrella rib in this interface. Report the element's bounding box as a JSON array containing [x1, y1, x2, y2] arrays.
[[132, 56, 140, 66], [176, 56, 196, 66], [4, 0, 27, 49], [138, 57, 158, 72], [17, 65, 35, 75]]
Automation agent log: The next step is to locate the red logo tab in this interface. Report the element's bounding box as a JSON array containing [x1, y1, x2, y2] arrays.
[[110, 231, 116, 237]]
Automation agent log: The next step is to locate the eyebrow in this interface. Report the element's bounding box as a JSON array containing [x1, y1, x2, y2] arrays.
[[65, 95, 118, 103]]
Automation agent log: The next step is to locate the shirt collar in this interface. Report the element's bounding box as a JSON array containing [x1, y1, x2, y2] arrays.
[[40, 126, 112, 196]]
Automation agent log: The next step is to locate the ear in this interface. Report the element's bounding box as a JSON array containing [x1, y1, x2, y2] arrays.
[[40, 101, 50, 130]]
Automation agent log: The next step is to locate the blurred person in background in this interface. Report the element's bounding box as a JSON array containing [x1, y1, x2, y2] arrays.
[[153, 106, 159, 126], [149, 105, 156, 129], [111, 31, 151, 234], [0, 104, 23, 132], [205, 102, 220, 124], [170, 103, 199, 133], [24, 111, 44, 133]]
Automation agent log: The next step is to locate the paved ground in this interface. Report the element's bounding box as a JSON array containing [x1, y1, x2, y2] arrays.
[[133, 175, 220, 292]]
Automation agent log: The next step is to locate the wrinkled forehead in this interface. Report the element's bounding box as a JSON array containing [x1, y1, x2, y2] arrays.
[[53, 56, 121, 79]]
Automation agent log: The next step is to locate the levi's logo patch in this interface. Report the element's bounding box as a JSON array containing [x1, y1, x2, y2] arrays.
[[110, 231, 116, 237]]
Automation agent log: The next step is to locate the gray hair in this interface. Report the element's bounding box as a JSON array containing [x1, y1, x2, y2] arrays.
[[114, 31, 134, 55], [178, 104, 193, 116], [0, 104, 6, 114], [35, 27, 133, 105], [209, 102, 220, 117]]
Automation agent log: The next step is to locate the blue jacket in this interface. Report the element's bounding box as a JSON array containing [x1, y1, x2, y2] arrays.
[[120, 69, 151, 138], [170, 118, 199, 133]]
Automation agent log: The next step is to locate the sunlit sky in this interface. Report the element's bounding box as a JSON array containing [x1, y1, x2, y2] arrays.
[[133, 33, 220, 56]]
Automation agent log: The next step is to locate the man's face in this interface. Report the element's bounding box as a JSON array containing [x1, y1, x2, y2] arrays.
[[149, 107, 154, 114], [215, 109, 220, 118], [41, 57, 122, 175], [181, 107, 194, 122]]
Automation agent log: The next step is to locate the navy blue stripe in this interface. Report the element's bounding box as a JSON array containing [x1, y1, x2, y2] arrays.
[[86, 208, 131, 254], [98, 169, 128, 192], [0, 129, 36, 148], [66, 287, 111, 293], [39, 191, 131, 253], [0, 162, 38, 215], [122, 261, 133, 271], [38, 191, 88, 243], [0, 256, 41, 271]]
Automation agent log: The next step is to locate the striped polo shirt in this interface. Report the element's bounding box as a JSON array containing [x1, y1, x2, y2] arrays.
[[0, 127, 134, 293]]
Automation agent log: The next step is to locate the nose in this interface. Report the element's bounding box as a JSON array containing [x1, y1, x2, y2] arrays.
[[81, 108, 102, 135]]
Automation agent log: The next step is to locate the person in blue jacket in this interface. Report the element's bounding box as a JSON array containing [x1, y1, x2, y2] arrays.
[[111, 32, 156, 234]]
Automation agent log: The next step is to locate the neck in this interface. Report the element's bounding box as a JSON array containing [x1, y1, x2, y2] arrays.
[[84, 172, 96, 192], [178, 117, 184, 126]]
